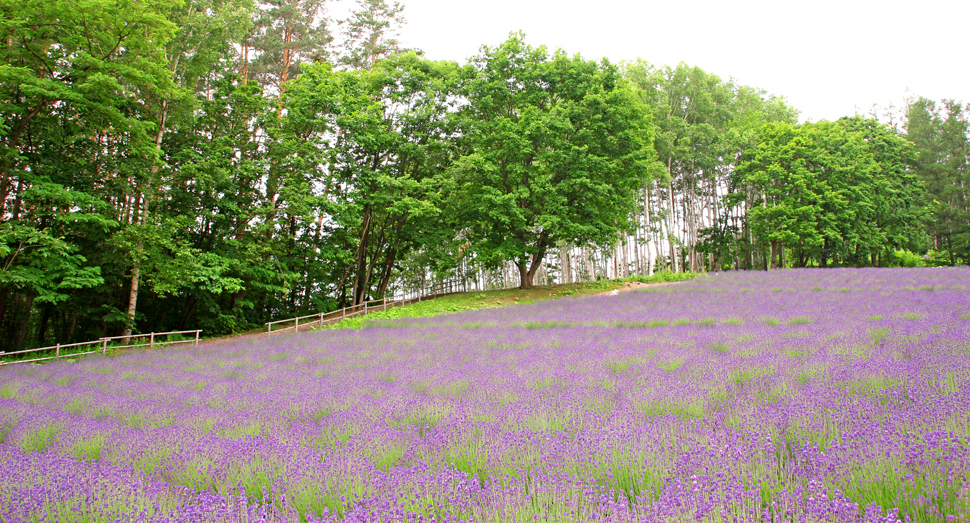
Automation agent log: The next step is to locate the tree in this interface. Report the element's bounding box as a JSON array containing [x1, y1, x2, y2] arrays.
[[905, 97, 970, 264], [337, 0, 410, 70], [278, 53, 466, 306], [241, 0, 334, 94], [452, 34, 654, 289], [115, 0, 255, 342]]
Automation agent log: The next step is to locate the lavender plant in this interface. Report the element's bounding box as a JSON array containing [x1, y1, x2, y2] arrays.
[[1, 268, 968, 522]]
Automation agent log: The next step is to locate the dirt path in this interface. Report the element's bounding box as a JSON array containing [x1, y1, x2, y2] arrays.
[[197, 330, 272, 346], [588, 280, 688, 296]]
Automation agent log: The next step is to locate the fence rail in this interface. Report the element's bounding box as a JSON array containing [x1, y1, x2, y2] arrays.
[[0, 330, 203, 367], [99, 330, 202, 351], [266, 291, 462, 336]]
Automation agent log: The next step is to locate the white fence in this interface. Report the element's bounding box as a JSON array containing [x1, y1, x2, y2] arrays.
[[266, 291, 461, 336], [0, 330, 202, 367]]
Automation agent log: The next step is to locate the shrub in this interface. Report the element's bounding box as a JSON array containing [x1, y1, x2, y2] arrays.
[[893, 250, 925, 268]]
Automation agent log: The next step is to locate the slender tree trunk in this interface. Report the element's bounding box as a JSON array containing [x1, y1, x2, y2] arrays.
[[15, 294, 35, 351], [276, 25, 294, 118], [121, 94, 167, 343], [35, 305, 50, 346], [65, 313, 76, 343], [122, 257, 141, 343], [0, 288, 7, 340], [666, 161, 678, 272], [241, 45, 250, 84], [559, 244, 570, 284], [178, 295, 197, 331], [351, 206, 373, 305], [621, 233, 629, 278], [645, 185, 654, 275], [634, 225, 641, 276]]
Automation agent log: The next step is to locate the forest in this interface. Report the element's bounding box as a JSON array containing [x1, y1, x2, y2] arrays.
[[2, 0, 968, 351]]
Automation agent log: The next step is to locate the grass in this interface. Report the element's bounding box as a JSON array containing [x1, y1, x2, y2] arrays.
[[328, 273, 697, 330], [20, 422, 62, 453]]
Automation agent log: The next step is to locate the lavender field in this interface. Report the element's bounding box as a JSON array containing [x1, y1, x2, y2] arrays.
[[2, 268, 969, 523]]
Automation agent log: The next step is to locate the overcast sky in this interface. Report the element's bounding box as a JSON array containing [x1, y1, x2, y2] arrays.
[[332, 0, 967, 123]]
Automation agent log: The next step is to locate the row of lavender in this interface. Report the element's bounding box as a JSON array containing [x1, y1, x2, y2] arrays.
[[1, 268, 968, 522]]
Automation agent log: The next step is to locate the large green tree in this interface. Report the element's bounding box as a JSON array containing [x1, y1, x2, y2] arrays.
[[451, 34, 654, 289]]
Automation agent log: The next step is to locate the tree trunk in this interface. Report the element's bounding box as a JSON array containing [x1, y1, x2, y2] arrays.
[[519, 233, 549, 289], [645, 185, 654, 276], [621, 234, 629, 278], [0, 288, 7, 339], [15, 294, 35, 351], [517, 262, 533, 289], [559, 244, 570, 284], [178, 295, 197, 331], [64, 313, 76, 344], [351, 206, 373, 305], [667, 177, 678, 272], [634, 225, 641, 276], [121, 259, 141, 344], [35, 305, 50, 346]]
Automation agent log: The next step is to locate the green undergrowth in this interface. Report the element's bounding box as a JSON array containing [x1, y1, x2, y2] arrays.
[[328, 272, 698, 330]]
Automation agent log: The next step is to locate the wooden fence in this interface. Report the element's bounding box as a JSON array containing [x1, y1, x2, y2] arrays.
[[0, 340, 104, 366], [0, 330, 202, 367], [265, 291, 461, 336], [99, 330, 202, 352]]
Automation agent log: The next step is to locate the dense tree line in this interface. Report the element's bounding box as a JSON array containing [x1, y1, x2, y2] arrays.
[[1, 0, 966, 351]]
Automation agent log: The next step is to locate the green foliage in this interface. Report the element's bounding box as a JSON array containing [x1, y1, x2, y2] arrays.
[[20, 422, 62, 453], [893, 250, 926, 267], [905, 98, 970, 264], [618, 271, 696, 284], [736, 117, 924, 268], [337, 0, 408, 70], [624, 60, 798, 272], [452, 33, 657, 289]]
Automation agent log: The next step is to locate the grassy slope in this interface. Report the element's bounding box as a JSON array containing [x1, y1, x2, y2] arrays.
[[322, 272, 696, 330]]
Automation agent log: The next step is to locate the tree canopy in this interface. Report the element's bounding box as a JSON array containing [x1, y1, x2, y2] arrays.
[[451, 35, 655, 288]]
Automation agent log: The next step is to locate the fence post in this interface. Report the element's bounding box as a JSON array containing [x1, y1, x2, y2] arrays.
[[195, 330, 200, 345], [56, 343, 60, 359], [342, 308, 346, 319], [267, 323, 271, 337], [295, 317, 299, 333], [365, 302, 368, 314], [150, 332, 155, 349], [102, 338, 107, 355]]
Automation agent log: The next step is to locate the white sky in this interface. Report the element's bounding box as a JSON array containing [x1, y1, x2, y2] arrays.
[[331, 0, 968, 123]]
